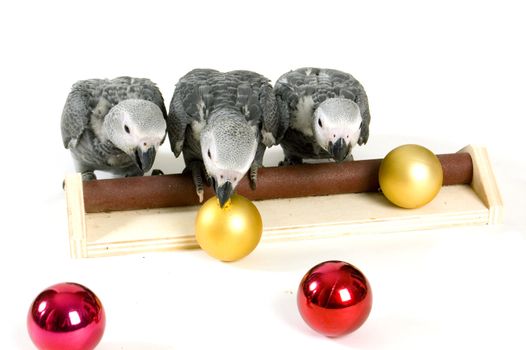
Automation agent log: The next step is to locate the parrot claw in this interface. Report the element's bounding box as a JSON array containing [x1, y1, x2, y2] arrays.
[[249, 164, 259, 190], [279, 156, 303, 166], [151, 169, 164, 176], [187, 160, 206, 203], [81, 171, 97, 181]]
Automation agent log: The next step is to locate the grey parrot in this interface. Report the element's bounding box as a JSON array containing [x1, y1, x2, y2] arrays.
[[61, 77, 167, 180], [274, 68, 370, 164], [168, 69, 283, 207]]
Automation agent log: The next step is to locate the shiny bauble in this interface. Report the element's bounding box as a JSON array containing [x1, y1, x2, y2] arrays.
[[379, 144, 443, 208], [27, 282, 106, 350], [297, 260, 372, 337], [195, 194, 263, 261]]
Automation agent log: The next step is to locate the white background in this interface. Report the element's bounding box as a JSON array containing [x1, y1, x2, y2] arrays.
[[1, 1, 525, 349]]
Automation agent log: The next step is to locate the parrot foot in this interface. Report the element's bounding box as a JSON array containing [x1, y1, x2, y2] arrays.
[[279, 157, 303, 166], [249, 163, 260, 190], [197, 188, 204, 203], [81, 171, 97, 181], [124, 167, 145, 177], [186, 161, 206, 203], [151, 169, 164, 176]]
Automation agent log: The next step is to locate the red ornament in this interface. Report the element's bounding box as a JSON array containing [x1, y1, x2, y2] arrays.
[[27, 282, 106, 350], [297, 260, 372, 337]]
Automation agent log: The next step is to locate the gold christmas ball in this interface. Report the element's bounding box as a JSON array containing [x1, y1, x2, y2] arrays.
[[379, 144, 443, 208], [195, 194, 263, 262]]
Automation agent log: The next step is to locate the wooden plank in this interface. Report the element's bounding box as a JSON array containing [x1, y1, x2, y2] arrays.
[[461, 145, 504, 224], [64, 173, 88, 258], [65, 144, 503, 258], [82, 185, 488, 258]]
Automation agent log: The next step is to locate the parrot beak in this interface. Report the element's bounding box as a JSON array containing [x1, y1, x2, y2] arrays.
[[330, 138, 350, 162], [216, 181, 234, 208], [134, 147, 156, 172]]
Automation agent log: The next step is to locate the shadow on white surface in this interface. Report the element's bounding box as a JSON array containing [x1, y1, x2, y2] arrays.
[[272, 289, 305, 333]]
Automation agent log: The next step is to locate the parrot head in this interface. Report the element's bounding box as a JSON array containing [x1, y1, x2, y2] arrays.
[[313, 98, 363, 162], [103, 99, 166, 173], [201, 111, 258, 208]]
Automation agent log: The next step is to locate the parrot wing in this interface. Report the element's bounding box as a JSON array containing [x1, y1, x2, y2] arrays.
[[167, 69, 220, 156], [229, 70, 284, 146], [61, 81, 98, 149]]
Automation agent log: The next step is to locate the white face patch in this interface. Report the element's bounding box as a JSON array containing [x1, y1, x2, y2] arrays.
[[201, 131, 216, 178], [292, 95, 315, 137], [313, 98, 362, 151], [201, 130, 255, 190], [348, 119, 362, 147], [104, 100, 166, 156]]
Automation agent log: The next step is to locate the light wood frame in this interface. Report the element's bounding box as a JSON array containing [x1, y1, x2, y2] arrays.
[[64, 145, 503, 258]]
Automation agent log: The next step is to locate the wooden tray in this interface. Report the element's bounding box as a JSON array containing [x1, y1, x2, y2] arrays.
[[64, 145, 503, 258]]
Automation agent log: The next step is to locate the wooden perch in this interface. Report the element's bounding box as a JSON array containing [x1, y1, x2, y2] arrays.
[[83, 153, 473, 213], [65, 145, 502, 258]]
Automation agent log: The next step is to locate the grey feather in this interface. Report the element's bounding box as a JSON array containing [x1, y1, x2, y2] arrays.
[[61, 77, 167, 180], [168, 69, 281, 203], [274, 68, 371, 163]]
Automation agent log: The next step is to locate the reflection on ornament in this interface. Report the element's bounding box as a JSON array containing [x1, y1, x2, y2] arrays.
[[27, 282, 105, 350], [379, 144, 443, 208], [195, 194, 262, 261], [297, 260, 372, 337]]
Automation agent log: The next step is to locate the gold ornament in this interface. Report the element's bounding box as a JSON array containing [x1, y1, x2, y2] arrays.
[[195, 194, 263, 261], [379, 144, 443, 208]]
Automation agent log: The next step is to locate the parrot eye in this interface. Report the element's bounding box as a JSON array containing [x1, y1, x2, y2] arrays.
[[124, 125, 130, 134], [207, 149, 212, 159], [318, 119, 323, 128]]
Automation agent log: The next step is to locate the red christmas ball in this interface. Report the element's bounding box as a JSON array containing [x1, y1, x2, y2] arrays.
[[27, 282, 106, 350], [297, 261, 372, 337]]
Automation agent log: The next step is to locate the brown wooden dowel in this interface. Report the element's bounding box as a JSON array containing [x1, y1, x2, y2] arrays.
[[82, 152, 473, 213]]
